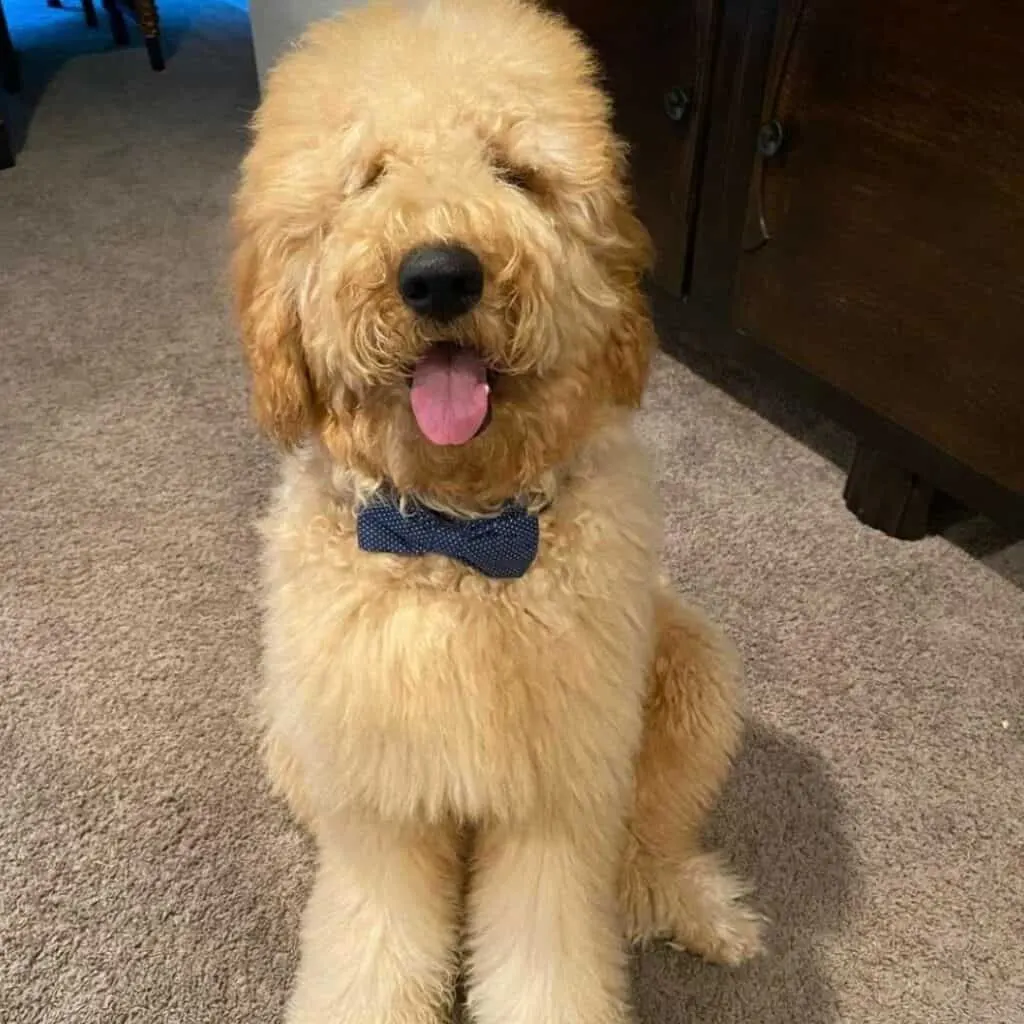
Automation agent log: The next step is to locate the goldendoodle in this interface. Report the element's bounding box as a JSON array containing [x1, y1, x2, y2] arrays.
[[232, 1, 765, 1021]]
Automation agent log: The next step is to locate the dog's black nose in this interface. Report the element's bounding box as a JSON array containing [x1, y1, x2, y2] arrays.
[[398, 245, 484, 321]]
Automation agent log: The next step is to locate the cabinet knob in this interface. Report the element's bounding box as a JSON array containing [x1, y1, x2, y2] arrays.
[[757, 119, 786, 158], [663, 87, 692, 124]]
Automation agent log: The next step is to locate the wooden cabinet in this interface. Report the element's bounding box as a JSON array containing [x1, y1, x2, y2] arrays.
[[553, 0, 1024, 537], [734, 0, 1024, 500]]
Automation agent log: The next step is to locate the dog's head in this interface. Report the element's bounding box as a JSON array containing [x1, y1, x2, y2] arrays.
[[233, 0, 654, 509]]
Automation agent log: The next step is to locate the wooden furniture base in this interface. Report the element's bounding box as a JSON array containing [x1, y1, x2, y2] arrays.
[[659, 306, 1024, 538], [843, 445, 936, 541]]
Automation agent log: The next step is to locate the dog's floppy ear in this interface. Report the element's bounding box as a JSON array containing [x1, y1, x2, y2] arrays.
[[604, 284, 656, 408], [231, 218, 317, 447], [601, 179, 657, 408]]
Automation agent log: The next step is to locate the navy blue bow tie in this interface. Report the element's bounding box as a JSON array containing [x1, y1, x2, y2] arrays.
[[356, 496, 540, 579]]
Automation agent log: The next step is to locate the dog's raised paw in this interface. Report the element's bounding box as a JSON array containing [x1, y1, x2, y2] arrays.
[[627, 850, 768, 967]]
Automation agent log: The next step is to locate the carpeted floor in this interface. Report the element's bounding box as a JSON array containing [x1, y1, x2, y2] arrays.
[[1, 3, 1022, 1023]]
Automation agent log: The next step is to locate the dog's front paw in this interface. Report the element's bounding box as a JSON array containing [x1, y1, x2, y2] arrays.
[[666, 891, 767, 967]]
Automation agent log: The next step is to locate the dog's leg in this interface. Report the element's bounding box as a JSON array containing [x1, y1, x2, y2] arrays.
[[285, 817, 461, 1024], [467, 818, 631, 1024], [619, 587, 766, 966]]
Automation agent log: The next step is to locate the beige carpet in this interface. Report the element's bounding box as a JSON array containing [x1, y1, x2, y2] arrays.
[[1, 3, 1022, 1022]]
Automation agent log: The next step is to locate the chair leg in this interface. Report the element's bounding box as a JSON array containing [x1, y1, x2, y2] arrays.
[[0, 2, 20, 94], [0, 112, 14, 170], [135, 0, 164, 71], [103, 0, 130, 46], [83, 0, 99, 28]]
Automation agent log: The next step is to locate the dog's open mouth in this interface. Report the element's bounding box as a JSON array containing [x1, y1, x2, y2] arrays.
[[409, 343, 492, 446]]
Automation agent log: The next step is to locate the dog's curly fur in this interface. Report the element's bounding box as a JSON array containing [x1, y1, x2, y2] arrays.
[[232, 2, 764, 1021]]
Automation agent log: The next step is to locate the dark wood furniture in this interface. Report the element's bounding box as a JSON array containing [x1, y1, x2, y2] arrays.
[[550, 0, 1024, 538]]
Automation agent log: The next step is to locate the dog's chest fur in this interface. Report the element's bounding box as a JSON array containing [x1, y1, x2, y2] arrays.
[[258, 417, 662, 825]]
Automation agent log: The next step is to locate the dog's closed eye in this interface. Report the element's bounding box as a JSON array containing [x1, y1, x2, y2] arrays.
[[361, 161, 386, 191], [493, 161, 542, 196]]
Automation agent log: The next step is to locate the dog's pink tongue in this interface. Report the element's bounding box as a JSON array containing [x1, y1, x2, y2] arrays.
[[410, 346, 490, 446]]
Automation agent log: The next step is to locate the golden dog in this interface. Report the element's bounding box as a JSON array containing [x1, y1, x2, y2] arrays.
[[232, 2, 764, 1021]]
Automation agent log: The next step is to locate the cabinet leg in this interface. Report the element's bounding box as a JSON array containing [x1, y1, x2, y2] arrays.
[[843, 442, 936, 540]]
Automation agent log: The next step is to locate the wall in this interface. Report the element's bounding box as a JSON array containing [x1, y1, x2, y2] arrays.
[[247, 0, 365, 85]]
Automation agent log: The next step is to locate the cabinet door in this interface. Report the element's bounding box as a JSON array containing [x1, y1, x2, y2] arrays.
[[731, 0, 1024, 494], [546, 1, 715, 294]]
